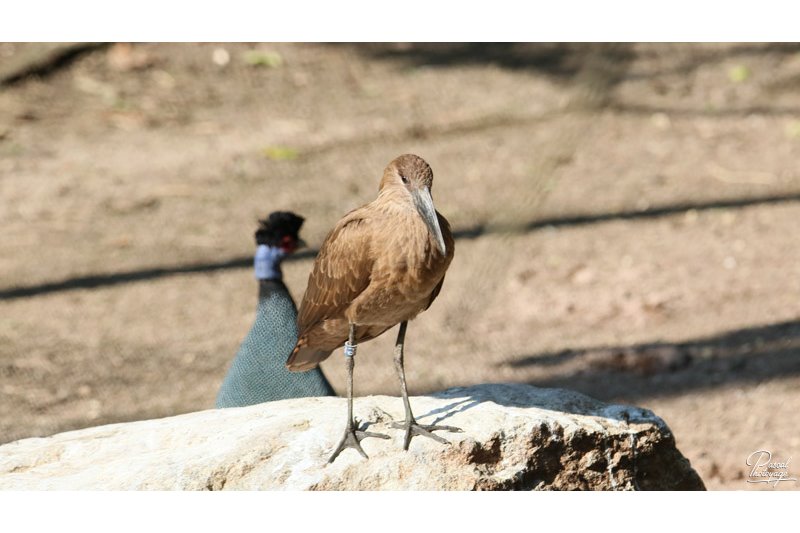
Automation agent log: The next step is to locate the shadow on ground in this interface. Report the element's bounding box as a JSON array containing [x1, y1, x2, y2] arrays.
[[349, 43, 800, 117], [505, 318, 800, 402], [350, 42, 800, 81], [350, 43, 634, 79], [4, 191, 800, 301]]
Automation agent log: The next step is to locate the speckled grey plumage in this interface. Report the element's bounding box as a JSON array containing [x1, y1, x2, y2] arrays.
[[216, 280, 335, 408]]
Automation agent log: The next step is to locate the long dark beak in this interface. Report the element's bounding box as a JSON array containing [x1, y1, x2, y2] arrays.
[[411, 186, 446, 255]]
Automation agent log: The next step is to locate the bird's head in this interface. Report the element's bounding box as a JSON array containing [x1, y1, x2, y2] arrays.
[[255, 211, 306, 254], [380, 154, 447, 255]]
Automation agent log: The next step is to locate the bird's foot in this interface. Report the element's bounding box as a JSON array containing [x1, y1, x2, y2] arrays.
[[328, 419, 390, 463], [391, 418, 463, 451]]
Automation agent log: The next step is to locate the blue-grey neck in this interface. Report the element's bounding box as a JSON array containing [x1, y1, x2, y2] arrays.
[[254, 244, 286, 281]]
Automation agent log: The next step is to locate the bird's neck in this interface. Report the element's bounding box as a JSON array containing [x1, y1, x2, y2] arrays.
[[254, 244, 287, 282], [257, 278, 287, 300], [376, 185, 416, 213]]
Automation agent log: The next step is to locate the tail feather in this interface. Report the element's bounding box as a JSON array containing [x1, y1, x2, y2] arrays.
[[286, 337, 332, 372]]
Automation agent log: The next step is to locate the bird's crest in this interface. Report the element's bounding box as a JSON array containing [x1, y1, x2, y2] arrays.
[[255, 211, 305, 246]]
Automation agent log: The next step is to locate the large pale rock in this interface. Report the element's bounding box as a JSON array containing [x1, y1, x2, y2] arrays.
[[0, 383, 703, 490]]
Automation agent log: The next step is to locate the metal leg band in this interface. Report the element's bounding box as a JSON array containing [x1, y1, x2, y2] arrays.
[[344, 341, 357, 358]]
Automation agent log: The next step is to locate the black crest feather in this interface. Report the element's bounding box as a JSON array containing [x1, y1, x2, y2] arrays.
[[255, 211, 305, 246]]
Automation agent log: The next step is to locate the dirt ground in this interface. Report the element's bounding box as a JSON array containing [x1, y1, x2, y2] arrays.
[[2, 43, 799, 490]]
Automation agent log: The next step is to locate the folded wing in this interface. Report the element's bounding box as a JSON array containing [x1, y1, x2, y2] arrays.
[[286, 214, 373, 371]]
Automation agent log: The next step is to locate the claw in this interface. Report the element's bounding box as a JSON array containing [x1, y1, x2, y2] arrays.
[[328, 418, 389, 463], [356, 420, 391, 439], [390, 419, 463, 450]]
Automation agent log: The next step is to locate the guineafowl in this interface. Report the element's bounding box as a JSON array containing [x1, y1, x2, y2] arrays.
[[216, 212, 335, 408]]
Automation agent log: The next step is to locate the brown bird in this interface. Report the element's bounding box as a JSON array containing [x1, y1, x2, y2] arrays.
[[286, 154, 459, 462]]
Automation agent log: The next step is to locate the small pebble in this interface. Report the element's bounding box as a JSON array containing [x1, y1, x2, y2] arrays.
[[212, 47, 230, 67]]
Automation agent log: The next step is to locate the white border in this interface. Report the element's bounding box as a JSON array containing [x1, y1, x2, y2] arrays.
[[1, 490, 796, 533], [2, 1, 799, 41]]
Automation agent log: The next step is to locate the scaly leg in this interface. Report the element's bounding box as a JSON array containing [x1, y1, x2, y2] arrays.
[[328, 323, 389, 463], [390, 321, 462, 450]]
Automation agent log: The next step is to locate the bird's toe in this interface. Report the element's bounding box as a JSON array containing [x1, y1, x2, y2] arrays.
[[390, 419, 463, 450]]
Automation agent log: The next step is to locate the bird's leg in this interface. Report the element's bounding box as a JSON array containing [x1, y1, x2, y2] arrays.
[[328, 323, 389, 463], [390, 321, 462, 450]]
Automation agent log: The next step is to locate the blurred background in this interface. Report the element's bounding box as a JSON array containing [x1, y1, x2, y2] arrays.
[[1, 43, 799, 490]]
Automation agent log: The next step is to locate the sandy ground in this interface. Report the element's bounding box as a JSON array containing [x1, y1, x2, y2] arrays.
[[2, 43, 800, 490]]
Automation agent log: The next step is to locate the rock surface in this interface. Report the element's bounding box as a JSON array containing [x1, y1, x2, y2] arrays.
[[0, 383, 704, 490]]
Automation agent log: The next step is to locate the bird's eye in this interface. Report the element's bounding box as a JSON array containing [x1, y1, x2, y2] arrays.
[[401, 175, 409, 184]]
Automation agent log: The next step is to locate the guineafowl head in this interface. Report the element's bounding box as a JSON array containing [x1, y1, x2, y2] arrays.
[[255, 211, 306, 254]]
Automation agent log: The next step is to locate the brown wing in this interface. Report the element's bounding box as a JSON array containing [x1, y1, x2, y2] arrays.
[[286, 212, 373, 371]]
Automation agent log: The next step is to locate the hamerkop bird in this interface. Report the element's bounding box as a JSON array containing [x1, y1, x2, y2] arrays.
[[286, 154, 459, 462], [216, 212, 334, 408]]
